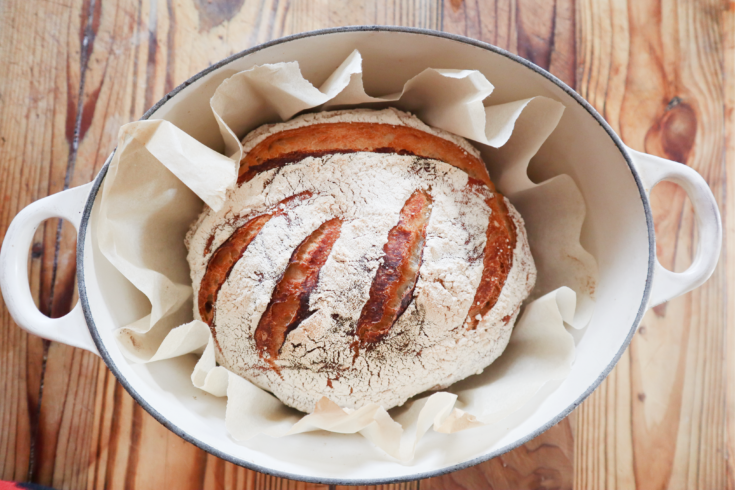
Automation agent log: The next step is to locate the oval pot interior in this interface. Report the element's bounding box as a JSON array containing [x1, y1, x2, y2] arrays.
[[77, 27, 653, 485]]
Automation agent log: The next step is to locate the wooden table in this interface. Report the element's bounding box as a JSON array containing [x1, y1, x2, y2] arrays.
[[0, 0, 730, 488]]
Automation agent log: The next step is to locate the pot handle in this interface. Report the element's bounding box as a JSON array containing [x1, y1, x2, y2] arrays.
[[0, 183, 99, 355], [627, 147, 722, 307]]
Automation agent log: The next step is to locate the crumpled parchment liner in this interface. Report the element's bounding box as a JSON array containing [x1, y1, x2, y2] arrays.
[[98, 50, 597, 462]]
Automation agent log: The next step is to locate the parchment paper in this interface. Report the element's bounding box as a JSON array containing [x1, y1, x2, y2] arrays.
[[98, 50, 598, 462]]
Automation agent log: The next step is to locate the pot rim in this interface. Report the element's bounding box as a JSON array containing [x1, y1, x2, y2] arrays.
[[76, 25, 655, 486]]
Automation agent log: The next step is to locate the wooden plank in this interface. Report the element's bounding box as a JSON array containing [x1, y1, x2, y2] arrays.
[[724, 5, 735, 490], [572, 3, 637, 489], [441, 0, 518, 53], [574, 0, 729, 489], [28, 0, 110, 484]]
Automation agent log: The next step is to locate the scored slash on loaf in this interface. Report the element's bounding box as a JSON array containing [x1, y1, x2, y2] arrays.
[[186, 108, 536, 413]]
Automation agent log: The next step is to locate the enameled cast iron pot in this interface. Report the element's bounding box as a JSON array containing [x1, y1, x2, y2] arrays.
[[0, 27, 722, 485]]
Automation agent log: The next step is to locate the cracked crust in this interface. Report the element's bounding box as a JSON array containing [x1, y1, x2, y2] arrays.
[[186, 109, 536, 413]]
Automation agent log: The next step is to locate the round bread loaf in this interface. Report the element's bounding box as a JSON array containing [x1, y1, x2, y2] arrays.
[[186, 108, 536, 413]]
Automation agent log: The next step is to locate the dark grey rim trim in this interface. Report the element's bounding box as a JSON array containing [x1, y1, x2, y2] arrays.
[[76, 25, 655, 486]]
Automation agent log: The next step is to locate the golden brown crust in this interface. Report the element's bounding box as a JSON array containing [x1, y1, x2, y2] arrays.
[[254, 218, 343, 366], [354, 190, 433, 347], [197, 192, 312, 346], [239, 122, 494, 189], [465, 179, 517, 329]]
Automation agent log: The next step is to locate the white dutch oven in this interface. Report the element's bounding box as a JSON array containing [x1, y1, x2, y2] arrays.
[[0, 27, 722, 484]]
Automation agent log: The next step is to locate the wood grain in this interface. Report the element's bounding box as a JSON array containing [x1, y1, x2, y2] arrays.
[[574, 1, 729, 489], [716, 3, 734, 490], [0, 0, 730, 489], [421, 417, 574, 490], [0, 0, 87, 482]]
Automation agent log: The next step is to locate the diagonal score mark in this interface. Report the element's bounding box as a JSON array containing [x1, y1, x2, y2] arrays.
[[354, 189, 433, 350], [255, 217, 343, 367]]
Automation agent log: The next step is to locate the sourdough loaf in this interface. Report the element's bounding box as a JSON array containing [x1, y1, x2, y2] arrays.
[[186, 108, 536, 413]]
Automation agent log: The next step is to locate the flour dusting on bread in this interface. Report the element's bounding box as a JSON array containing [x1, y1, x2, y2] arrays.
[[186, 109, 536, 413]]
